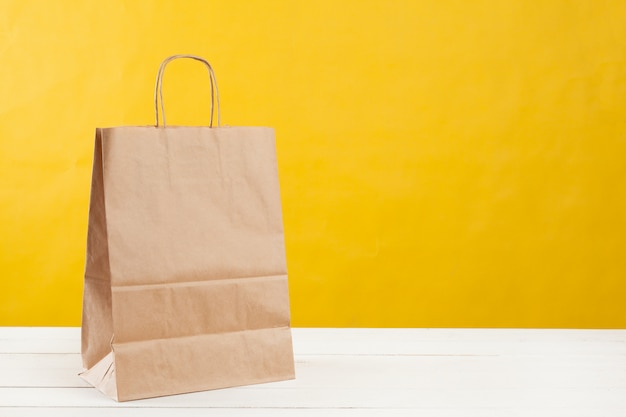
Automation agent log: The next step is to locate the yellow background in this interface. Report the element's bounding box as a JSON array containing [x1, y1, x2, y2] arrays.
[[1, 1, 625, 328]]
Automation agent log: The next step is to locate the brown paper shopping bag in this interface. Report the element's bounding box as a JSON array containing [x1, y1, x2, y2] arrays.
[[80, 55, 295, 401]]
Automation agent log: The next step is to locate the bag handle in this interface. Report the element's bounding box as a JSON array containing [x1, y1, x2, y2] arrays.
[[154, 54, 221, 127]]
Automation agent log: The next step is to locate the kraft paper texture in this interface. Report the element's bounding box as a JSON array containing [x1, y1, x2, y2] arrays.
[[80, 125, 295, 401]]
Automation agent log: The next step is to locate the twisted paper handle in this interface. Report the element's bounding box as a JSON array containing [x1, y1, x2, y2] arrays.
[[154, 54, 221, 127]]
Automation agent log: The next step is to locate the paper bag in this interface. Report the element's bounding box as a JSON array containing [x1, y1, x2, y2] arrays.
[[80, 55, 295, 401]]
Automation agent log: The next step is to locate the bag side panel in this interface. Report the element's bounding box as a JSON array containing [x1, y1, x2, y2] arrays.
[[81, 129, 114, 369]]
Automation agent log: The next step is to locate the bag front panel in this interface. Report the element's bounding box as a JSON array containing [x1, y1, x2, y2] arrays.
[[100, 126, 287, 288]]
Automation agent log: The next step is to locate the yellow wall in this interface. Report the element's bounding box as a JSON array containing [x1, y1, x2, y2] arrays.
[[1, 1, 625, 328]]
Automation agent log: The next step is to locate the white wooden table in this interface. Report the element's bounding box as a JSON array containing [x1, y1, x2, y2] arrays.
[[1, 327, 625, 416]]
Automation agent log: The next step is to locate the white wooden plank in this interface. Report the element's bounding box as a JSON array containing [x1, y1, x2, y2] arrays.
[[1, 407, 622, 417], [0, 353, 88, 388], [1, 386, 625, 409], [291, 328, 626, 356], [0, 327, 80, 339], [2, 327, 626, 356], [0, 353, 81, 370], [1, 327, 626, 415], [2, 353, 625, 389], [0, 327, 79, 354]]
